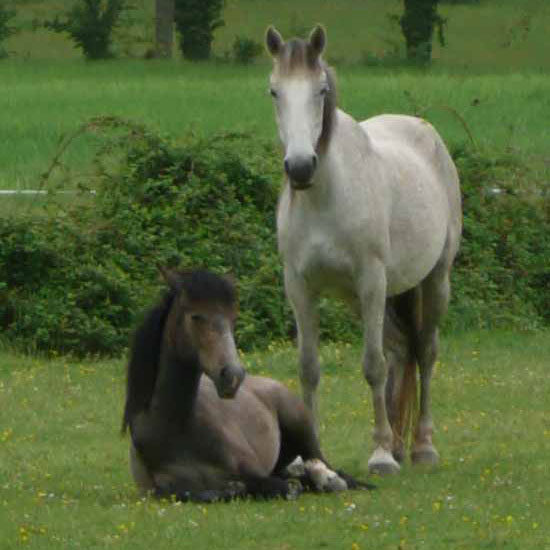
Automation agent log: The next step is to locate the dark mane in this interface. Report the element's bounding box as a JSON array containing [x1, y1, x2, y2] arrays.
[[178, 269, 236, 307], [318, 64, 337, 153], [121, 287, 177, 433], [121, 270, 236, 433], [278, 39, 337, 152]]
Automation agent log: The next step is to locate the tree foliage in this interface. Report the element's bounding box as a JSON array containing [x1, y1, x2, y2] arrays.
[[44, 0, 126, 60], [398, 0, 446, 64], [174, 0, 224, 60], [154, 0, 174, 58]]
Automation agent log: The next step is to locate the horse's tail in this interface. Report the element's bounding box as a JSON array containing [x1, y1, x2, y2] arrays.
[[384, 288, 421, 462]]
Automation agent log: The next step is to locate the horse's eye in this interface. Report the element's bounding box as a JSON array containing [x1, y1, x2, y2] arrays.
[[320, 86, 329, 96], [269, 88, 278, 98], [191, 314, 206, 323]]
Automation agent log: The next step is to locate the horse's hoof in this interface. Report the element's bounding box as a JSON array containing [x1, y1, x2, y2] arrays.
[[286, 456, 306, 477], [325, 473, 348, 492], [411, 446, 440, 467], [286, 478, 303, 500], [367, 448, 401, 476], [303, 459, 348, 492]]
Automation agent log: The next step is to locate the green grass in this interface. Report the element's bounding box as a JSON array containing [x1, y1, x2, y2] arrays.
[[7, 0, 550, 71], [2, 0, 549, 198], [1, 331, 549, 549], [0, 60, 549, 194]]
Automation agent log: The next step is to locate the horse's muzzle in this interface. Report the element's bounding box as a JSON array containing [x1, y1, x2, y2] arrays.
[[284, 154, 317, 190], [216, 365, 246, 399]]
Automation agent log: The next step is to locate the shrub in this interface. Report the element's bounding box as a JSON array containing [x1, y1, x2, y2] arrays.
[[232, 36, 262, 65], [174, 0, 224, 60], [446, 145, 550, 330], [0, 119, 288, 355], [1, 118, 548, 356], [44, 0, 126, 60]]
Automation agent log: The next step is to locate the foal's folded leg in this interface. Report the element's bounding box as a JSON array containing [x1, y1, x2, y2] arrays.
[[152, 478, 249, 503], [242, 475, 303, 500], [153, 475, 301, 502]]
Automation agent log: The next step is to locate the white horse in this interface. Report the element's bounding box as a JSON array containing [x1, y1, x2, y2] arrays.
[[266, 25, 462, 474]]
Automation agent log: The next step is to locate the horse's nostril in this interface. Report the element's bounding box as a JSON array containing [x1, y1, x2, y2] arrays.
[[284, 159, 290, 175], [220, 366, 231, 382], [220, 365, 244, 384], [312, 154, 318, 169]]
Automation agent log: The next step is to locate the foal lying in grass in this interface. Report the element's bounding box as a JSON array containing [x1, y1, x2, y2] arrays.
[[122, 269, 371, 502]]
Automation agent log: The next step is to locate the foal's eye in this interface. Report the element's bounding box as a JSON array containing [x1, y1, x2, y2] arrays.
[[320, 86, 329, 96], [191, 313, 206, 323], [269, 88, 278, 98]]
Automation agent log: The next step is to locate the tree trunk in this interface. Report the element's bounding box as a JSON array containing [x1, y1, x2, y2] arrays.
[[400, 0, 440, 65], [155, 0, 174, 58]]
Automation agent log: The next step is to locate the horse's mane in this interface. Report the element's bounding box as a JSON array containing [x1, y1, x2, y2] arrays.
[[121, 287, 177, 433], [121, 270, 236, 433], [318, 63, 337, 153]]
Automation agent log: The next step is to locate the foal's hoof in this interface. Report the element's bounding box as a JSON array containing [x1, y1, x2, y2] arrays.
[[286, 478, 303, 500], [325, 473, 348, 492], [304, 459, 348, 492], [411, 446, 440, 467], [286, 456, 306, 477], [367, 448, 401, 476]]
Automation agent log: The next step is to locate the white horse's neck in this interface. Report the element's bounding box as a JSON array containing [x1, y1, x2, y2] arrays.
[[290, 108, 372, 207]]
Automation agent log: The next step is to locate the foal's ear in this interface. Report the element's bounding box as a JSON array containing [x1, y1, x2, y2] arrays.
[[158, 265, 180, 290], [266, 26, 284, 57], [309, 25, 326, 57]]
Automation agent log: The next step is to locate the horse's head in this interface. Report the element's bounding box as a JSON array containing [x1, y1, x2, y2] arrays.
[[164, 269, 246, 399], [266, 25, 336, 190]]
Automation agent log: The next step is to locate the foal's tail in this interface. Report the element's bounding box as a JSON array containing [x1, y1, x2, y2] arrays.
[[384, 288, 421, 462]]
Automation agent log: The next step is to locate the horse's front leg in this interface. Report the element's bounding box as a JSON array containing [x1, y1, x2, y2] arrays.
[[284, 267, 321, 436], [360, 264, 401, 475]]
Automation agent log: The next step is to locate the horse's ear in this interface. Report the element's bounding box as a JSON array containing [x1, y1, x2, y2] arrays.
[[222, 272, 237, 292], [309, 25, 326, 57], [266, 26, 284, 57], [158, 265, 180, 290]]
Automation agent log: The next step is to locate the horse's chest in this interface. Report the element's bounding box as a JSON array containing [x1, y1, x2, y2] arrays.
[[279, 211, 356, 292]]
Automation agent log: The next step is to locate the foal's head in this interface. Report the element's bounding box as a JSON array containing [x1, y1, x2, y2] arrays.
[[163, 269, 245, 399], [266, 25, 336, 190]]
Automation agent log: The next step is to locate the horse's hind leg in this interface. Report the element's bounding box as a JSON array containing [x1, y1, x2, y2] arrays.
[[384, 288, 420, 464], [284, 268, 321, 435], [412, 262, 451, 466]]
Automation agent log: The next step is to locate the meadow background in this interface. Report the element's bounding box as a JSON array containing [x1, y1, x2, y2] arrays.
[[1, 0, 549, 548]]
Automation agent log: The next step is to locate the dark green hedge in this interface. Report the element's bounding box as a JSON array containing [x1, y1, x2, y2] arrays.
[[1, 120, 548, 355]]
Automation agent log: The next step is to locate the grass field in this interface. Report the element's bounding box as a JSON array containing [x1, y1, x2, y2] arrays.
[[7, 0, 550, 71], [1, 0, 549, 194], [1, 61, 549, 192], [1, 2, 549, 548], [1, 330, 549, 549]]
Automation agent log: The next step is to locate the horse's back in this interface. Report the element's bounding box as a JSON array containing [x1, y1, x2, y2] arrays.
[[360, 114, 460, 203], [361, 114, 461, 267]]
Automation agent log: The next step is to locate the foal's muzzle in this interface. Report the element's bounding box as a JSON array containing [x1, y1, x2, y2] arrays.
[[284, 154, 318, 190], [216, 364, 246, 399]]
